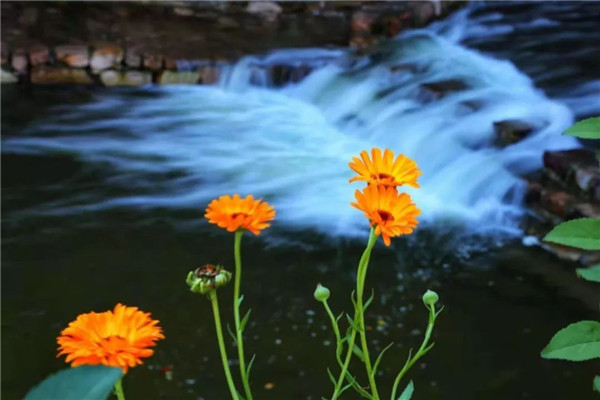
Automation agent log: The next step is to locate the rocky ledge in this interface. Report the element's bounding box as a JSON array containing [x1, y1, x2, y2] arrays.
[[1, 1, 460, 86]]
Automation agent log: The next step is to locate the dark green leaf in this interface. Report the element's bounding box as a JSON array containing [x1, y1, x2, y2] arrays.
[[564, 117, 600, 139], [326, 368, 337, 386], [352, 343, 365, 362], [238, 294, 244, 307], [245, 354, 256, 380], [544, 218, 600, 250], [363, 290, 375, 311], [372, 342, 394, 378], [398, 381, 414, 400], [576, 264, 600, 283], [541, 320, 600, 361], [226, 323, 237, 344], [26, 366, 122, 400], [593, 375, 600, 393]]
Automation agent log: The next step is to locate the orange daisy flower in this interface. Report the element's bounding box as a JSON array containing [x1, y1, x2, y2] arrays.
[[351, 184, 420, 246], [205, 194, 275, 235], [57, 304, 164, 373], [349, 148, 421, 188]]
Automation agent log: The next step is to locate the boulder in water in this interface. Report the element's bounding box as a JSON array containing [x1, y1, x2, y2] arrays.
[[493, 120, 534, 146], [31, 66, 93, 84], [55, 44, 89, 68], [90, 44, 124, 72]]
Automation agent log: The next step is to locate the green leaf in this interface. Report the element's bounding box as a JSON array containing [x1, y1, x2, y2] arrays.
[[364, 290, 375, 311], [544, 218, 600, 250], [240, 309, 252, 332], [398, 380, 414, 400], [372, 342, 394, 378], [576, 264, 600, 283], [594, 376, 600, 393], [238, 294, 244, 306], [226, 323, 237, 344], [564, 117, 600, 139], [245, 354, 256, 380], [541, 320, 600, 361], [26, 366, 122, 400], [326, 368, 337, 386]]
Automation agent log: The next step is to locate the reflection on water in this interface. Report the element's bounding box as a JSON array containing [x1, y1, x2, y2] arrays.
[[2, 1, 600, 399]]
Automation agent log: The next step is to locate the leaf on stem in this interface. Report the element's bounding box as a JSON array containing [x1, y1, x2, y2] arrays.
[[541, 320, 600, 361], [543, 218, 600, 250], [397, 381, 414, 400], [351, 343, 365, 362], [25, 366, 122, 400], [371, 342, 394, 378], [363, 289, 375, 311], [576, 264, 600, 283], [563, 117, 600, 139], [238, 294, 245, 306], [245, 354, 256, 380], [240, 309, 252, 332], [226, 323, 238, 344]]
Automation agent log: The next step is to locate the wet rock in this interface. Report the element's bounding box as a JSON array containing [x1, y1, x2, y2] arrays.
[[11, 49, 28, 74], [414, 2, 436, 25], [1, 68, 18, 84], [269, 64, 313, 86], [493, 120, 534, 146], [541, 191, 574, 217], [55, 45, 89, 68], [125, 48, 142, 68], [199, 66, 220, 84], [90, 44, 124, 72], [419, 79, 469, 101], [352, 11, 376, 34], [157, 70, 200, 85], [246, 2, 282, 21], [143, 53, 163, 71], [572, 203, 600, 219], [29, 44, 50, 66], [574, 166, 600, 193], [543, 149, 598, 178], [100, 70, 152, 86], [524, 181, 543, 205], [31, 66, 93, 84]]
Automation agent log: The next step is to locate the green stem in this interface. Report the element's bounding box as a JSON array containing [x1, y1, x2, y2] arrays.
[[113, 378, 125, 400], [356, 228, 380, 399], [333, 228, 378, 400], [233, 230, 253, 400], [390, 304, 437, 400], [210, 291, 240, 400]]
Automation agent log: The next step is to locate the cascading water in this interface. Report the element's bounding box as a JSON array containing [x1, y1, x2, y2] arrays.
[[3, 2, 592, 239]]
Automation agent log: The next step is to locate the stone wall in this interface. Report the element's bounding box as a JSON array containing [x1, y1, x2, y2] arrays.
[[1, 1, 461, 86]]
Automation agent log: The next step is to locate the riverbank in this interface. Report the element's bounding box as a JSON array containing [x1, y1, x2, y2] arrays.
[[1, 1, 460, 85]]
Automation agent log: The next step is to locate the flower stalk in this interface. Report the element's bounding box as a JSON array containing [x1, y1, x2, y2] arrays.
[[114, 378, 125, 400], [233, 230, 253, 400]]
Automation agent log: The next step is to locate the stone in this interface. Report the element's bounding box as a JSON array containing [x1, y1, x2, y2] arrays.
[[200, 66, 220, 84], [174, 7, 194, 17], [246, 1, 282, 21], [1, 68, 18, 84], [143, 53, 163, 71], [100, 70, 152, 86], [352, 11, 376, 33], [493, 120, 534, 146], [158, 71, 200, 85], [90, 44, 124, 72], [414, 2, 435, 25], [574, 166, 600, 192], [164, 58, 177, 70], [31, 66, 93, 84], [55, 45, 89, 68], [524, 181, 543, 205], [572, 203, 600, 219], [543, 149, 597, 177], [29, 44, 50, 66], [125, 49, 142, 68], [542, 191, 573, 217], [11, 50, 28, 74]]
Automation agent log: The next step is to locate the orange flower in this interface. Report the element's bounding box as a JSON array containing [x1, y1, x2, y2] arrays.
[[349, 148, 421, 188], [205, 194, 275, 235], [57, 304, 164, 373], [351, 184, 420, 246]]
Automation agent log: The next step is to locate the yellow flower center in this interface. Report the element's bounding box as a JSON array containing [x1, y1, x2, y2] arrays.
[[371, 173, 393, 181]]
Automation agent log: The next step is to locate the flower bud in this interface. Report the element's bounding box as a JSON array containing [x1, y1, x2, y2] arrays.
[[314, 283, 330, 302], [422, 289, 439, 308], [187, 264, 232, 295]]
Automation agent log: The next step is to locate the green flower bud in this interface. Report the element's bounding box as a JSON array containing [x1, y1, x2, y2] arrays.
[[422, 289, 439, 308], [314, 283, 330, 302], [187, 264, 232, 295]]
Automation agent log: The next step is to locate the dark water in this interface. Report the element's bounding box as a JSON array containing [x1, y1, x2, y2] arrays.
[[2, 2, 600, 400]]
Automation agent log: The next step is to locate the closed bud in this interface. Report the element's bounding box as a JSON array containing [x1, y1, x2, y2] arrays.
[[314, 283, 330, 302], [422, 289, 439, 307], [187, 264, 232, 295]]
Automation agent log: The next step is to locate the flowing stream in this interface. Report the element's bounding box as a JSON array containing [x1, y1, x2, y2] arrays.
[[2, 2, 599, 399]]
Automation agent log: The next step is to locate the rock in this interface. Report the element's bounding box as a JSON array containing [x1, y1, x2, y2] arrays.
[[574, 166, 600, 193], [246, 1, 282, 21], [173, 7, 194, 17], [524, 181, 543, 205], [125, 48, 142, 68], [29, 44, 50, 66], [143, 53, 163, 70], [158, 71, 200, 85], [572, 203, 600, 219], [217, 16, 241, 29], [1, 68, 18, 84], [164, 57, 177, 70], [541, 191, 574, 217], [493, 120, 534, 146], [269, 64, 312, 86], [419, 79, 469, 102], [100, 70, 152, 86], [414, 2, 436, 25], [90, 44, 123, 72], [543, 149, 598, 178], [11, 49, 28, 74], [199, 66, 219, 84], [55, 45, 89, 68], [351, 11, 376, 33], [31, 66, 93, 84]]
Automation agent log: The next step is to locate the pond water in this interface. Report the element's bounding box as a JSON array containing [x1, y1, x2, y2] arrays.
[[2, 2, 599, 399]]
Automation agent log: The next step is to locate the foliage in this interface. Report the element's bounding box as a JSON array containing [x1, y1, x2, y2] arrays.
[[25, 366, 122, 400], [577, 264, 600, 283], [544, 218, 600, 250], [541, 321, 600, 361], [564, 117, 600, 139]]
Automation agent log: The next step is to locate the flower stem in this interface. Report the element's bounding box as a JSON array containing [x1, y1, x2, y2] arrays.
[[333, 228, 378, 400], [356, 228, 380, 399], [114, 378, 125, 400], [233, 230, 253, 400], [390, 303, 438, 400], [210, 290, 240, 400]]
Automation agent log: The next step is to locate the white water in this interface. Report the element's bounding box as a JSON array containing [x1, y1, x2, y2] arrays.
[[3, 9, 582, 238]]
